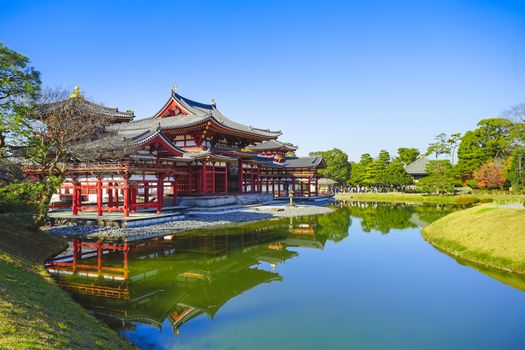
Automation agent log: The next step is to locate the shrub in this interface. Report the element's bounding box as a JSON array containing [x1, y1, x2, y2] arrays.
[[0, 181, 41, 214], [479, 198, 494, 203], [453, 196, 480, 206]]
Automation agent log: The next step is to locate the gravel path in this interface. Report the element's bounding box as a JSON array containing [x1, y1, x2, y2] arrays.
[[44, 204, 334, 241]]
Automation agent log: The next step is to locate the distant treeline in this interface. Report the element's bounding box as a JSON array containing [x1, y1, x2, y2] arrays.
[[310, 108, 525, 193]]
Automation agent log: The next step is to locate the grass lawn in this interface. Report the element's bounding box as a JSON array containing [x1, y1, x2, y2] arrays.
[[335, 192, 525, 204], [421, 205, 525, 274], [0, 215, 135, 350]]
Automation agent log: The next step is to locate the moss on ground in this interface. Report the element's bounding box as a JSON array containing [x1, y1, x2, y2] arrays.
[[0, 215, 135, 350], [421, 205, 525, 274]]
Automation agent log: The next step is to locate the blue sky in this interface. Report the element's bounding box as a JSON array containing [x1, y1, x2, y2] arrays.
[[1, 0, 524, 160]]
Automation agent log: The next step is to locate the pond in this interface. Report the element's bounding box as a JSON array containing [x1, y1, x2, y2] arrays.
[[47, 203, 525, 349]]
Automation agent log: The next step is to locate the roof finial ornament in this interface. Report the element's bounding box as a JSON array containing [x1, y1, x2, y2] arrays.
[[69, 86, 81, 98], [172, 85, 178, 93], [211, 98, 216, 105]]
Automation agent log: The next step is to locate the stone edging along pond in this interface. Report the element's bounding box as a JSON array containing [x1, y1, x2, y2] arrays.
[[421, 204, 525, 276]]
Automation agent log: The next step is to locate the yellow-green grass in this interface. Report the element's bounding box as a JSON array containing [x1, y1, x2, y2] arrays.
[[335, 192, 525, 205], [0, 215, 135, 350], [422, 205, 525, 274]]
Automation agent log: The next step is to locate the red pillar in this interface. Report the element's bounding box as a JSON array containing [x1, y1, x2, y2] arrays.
[[315, 177, 319, 196], [123, 178, 130, 217], [156, 175, 164, 214], [251, 167, 254, 193], [96, 177, 103, 216], [72, 179, 79, 216]]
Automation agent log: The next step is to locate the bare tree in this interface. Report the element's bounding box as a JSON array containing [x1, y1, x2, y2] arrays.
[[18, 88, 136, 225], [503, 103, 525, 123]]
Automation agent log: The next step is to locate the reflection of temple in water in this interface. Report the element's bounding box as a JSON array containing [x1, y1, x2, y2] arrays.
[[46, 216, 330, 334]]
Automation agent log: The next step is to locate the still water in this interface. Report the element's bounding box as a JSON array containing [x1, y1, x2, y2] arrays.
[[47, 203, 525, 349]]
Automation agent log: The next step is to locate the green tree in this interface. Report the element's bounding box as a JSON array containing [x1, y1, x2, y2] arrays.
[[0, 42, 41, 156], [425, 133, 452, 159], [396, 147, 420, 165], [349, 153, 373, 185], [419, 160, 455, 194], [0, 43, 42, 220], [457, 118, 515, 181], [363, 150, 390, 186], [505, 147, 525, 190], [309, 148, 350, 184], [377, 160, 413, 187]]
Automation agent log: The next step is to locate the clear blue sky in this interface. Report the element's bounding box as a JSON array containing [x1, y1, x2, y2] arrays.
[[1, 0, 524, 160]]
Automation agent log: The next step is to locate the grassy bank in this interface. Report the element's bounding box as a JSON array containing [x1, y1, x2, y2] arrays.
[[335, 192, 525, 204], [0, 215, 135, 350], [421, 205, 525, 274]]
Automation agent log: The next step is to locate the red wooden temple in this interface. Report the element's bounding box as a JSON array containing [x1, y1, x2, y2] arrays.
[[37, 87, 326, 217]]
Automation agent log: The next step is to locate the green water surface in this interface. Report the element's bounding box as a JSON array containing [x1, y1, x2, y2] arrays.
[[49, 203, 525, 349]]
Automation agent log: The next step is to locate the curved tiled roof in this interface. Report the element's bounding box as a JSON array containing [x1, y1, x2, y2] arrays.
[[41, 96, 134, 123], [283, 156, 325, 169], [81, 99, 134, 120], [248, 140, 298, 152], [144, 91, 282, 139]]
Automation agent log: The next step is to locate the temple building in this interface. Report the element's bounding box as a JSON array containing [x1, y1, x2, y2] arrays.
[[43, 87, 326, 217]]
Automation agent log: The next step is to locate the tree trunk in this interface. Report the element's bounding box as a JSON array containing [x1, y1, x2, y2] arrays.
[[33, 176, 63, 229]]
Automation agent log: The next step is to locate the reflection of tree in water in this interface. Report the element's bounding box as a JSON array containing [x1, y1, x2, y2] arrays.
[[345, 202, 416, 234], [314, 208, 351, 242], [341, 202, 456, 234], [413, 204, 456, 224]]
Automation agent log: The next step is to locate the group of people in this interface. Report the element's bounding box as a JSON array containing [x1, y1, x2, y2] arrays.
[[335, 185, 414, 194]]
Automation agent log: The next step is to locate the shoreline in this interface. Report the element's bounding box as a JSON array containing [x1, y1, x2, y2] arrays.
[[0, 217, 136, 349], [422, 204, 525, 275], [45, 203, 335, 241]]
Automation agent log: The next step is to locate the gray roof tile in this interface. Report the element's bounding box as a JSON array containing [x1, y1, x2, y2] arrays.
[[405, 156, 430, 175]]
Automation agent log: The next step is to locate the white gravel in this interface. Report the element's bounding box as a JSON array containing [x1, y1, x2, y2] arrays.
[[44, 204, 334, 241]]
